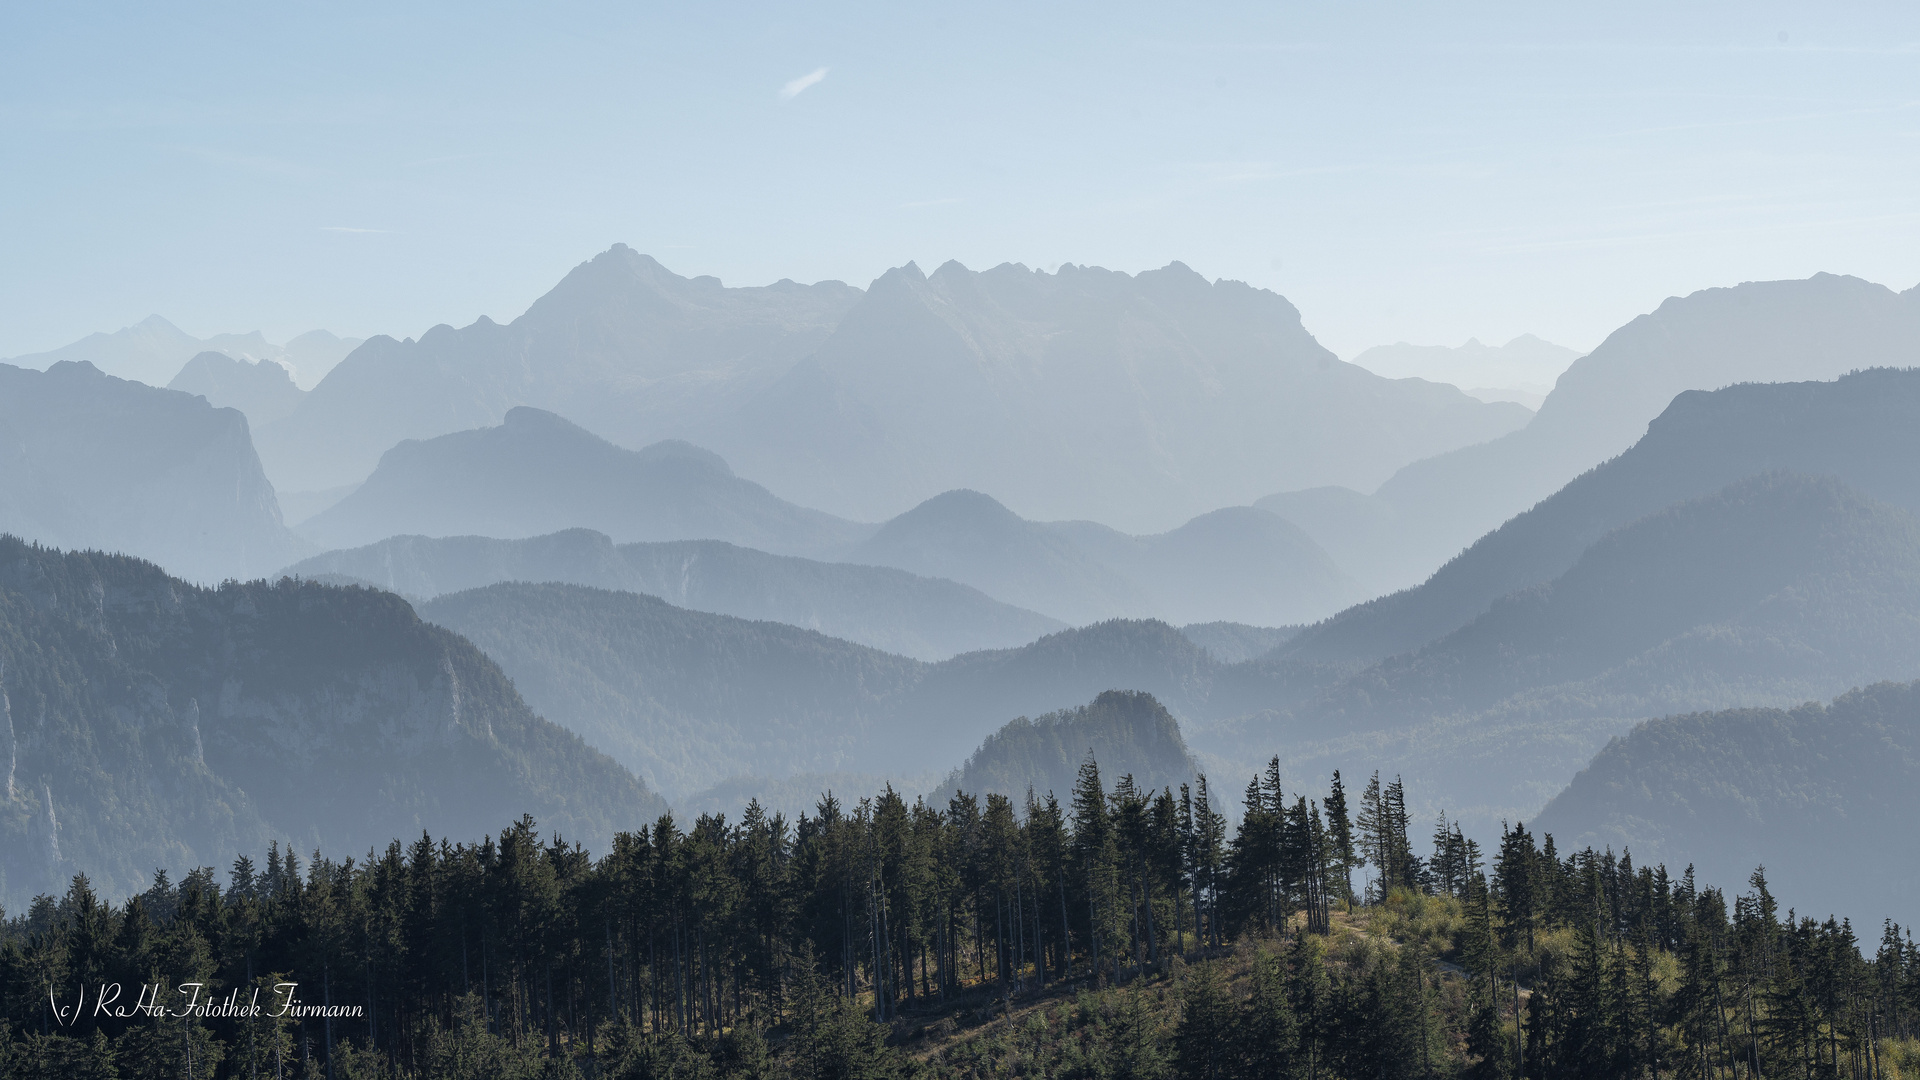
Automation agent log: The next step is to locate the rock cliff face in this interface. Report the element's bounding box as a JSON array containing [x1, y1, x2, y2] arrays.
[[0, 536, 663, 908], [0, 360, 306, 583]]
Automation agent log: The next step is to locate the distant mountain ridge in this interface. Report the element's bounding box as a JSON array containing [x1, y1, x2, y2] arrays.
[[257, 246, 1528, 532], [169, 350, 306, 427], [1320, 274, 1920, 590], [0, 537, 664, 911], [416, 584, 1341, 802], [258, 246, 863, 491], [281, 528, 1064, 660], [297, 406, 871, 556], [718, 258, 1530, 528], [1207, 471, 1920, 832], [1350, 333, 1581, 408], [1283, 367, 1920, 666], [0, 360, 304, 583], [6, 315, 361, 389], [303, 414, 1367, 626]]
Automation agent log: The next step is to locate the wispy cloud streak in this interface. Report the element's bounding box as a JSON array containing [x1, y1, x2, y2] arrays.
[[780, 67, 828, 99]]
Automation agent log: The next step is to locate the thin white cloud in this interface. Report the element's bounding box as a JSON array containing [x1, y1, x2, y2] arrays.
[[780, 67, 828, 100], [321, 226, 389, 234]]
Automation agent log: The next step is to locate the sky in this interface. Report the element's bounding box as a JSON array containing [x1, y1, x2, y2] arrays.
[[2, 1, 1917, 361]]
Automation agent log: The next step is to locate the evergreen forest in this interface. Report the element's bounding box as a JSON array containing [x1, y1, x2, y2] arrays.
[[4, 758, 1915, 1079]]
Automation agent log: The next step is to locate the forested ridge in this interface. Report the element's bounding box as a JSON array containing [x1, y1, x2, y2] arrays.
[[4, 756, 1913, 1078]]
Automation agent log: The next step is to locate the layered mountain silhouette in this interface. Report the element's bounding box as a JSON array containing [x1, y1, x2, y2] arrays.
[[844, 490, 1361, 626], [301, 416, 1365, 626], [0, 361, 304, 582], [1535, 680, 1920, 929], [257, 247, 1527, 531], [717, 259, 1530, 528], [1208, 472, 1920, 832], [1298, 274, 1920, 590], [0, 538, 664, 910], [168, 350, 306, 426], [927, 690, 1198, 807], [1284, 367, 1920, 666], [5, 315, 362, 389], [415, 585, 1321, 802], [258, 246, 863, 491], [281, 528, 1063, 660], [297, 406, 870, 556]]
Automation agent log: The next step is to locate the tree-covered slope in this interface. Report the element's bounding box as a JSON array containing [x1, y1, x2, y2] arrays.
[[0, 537, 663, 910], [1535, 680, 1920, 928], [927, 690, 1198, 806], [0, 361, 304, 583], [298, 406, 869, 556], [282, 528, 1063, 660], [416, 583, 1339, 803], [1287, 366, 1920, 665]]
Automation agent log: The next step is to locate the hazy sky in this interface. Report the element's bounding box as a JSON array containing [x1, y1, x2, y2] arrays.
[[3, 2, 1917, 360]]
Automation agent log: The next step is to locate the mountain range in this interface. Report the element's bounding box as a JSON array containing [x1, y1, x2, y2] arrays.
[[1268, 274, 1920, 592], [0, 537, 664, 911], [168, 350, 307, 427], [0, 361, 304, 583], [5, 314, 361, 390], [1206, 470, 1920, 834], [281, 528, 1064, 660], [414, 583, 1307, 805], [256, 246, 1530, 533], [294, 410, 1365, 627], [1349, 333, 1582, 409]]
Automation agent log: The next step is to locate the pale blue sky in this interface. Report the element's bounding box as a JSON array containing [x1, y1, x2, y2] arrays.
[[3, 2, 1917, 359]]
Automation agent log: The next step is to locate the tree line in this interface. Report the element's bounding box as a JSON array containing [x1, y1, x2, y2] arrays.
[[1, 756, 1914, 1078]]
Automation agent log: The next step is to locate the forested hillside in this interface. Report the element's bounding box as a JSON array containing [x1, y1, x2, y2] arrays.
[[927, 690, 1198, 808], [284, 529, 1063, 660], [5, 757, 1913, 1079], [0, 537, 663, 912], [416, 585, 1344, 805], [1536, 679, 1920, 927], [1207, 472, 1920, 833]]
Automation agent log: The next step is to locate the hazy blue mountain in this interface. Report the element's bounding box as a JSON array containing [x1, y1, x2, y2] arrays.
[[1285, 367, 1920, 666], [722, 259, 1530, 529], [1534, 680, 1920, 929], [851, 490, 1363, 627], [927, 690, 1198, 807], [5, 315, 361, 390], [258, 245, 863, 491], [0, 538, 663, 911], [297, 406, 871, 556], [1350, 274, 1920, 590], [1252, 486, 1405, 594], [0, 361, 304, 583], [417, 583, 925, 798], [1178, 622, 1299, 665], [1350, 334, 1581, 408], [281, 528, 1063, 660], [849, 490, 1145, 625], [168, 350, 306, 426], [416, 583, 1325, 800], [1209, 472, 1920, 834]]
